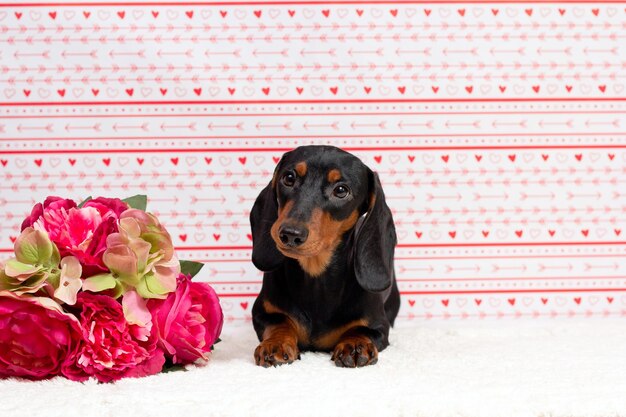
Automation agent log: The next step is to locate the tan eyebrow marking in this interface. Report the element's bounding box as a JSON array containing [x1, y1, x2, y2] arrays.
[[295, 161, 307, 177], [327, 169, 341, 182]]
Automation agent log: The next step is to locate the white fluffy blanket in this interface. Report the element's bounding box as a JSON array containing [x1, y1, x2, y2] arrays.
[[2, 321, 626, 417]]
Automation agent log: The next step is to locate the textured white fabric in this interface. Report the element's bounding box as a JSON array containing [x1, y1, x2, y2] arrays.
[[2, 321, 626, 417]]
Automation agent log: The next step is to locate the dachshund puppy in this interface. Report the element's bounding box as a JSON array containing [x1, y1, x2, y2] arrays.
[[249, 145, 400, 368]]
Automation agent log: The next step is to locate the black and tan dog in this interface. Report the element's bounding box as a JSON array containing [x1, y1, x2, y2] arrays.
[[249, 145, 400, 368]]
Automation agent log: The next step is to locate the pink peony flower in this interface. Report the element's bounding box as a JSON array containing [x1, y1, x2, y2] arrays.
[[20, 196, 75, 231], [62, 292, 164, 383], [23, 196, 128, 276], [82, 197, 130, 218], [0, 291, 82, 380], [148, 274, 223, 365]]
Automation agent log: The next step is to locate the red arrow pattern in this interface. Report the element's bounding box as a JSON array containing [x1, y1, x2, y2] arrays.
[[1, 3, 625, 322]]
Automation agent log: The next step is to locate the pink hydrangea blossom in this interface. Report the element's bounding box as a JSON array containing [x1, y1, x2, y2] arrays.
[[102, 209, 179, 299]]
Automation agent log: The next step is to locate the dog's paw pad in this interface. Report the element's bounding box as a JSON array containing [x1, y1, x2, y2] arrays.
[[331, 337, 378, 368], [254, 339, 300, 367]]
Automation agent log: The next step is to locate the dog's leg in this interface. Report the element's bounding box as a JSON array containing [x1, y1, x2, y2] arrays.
[[331, 327, 379, 368], [254, 317, 301, 367]]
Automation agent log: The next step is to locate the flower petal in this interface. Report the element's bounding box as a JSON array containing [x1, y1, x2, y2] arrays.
[[14, 228, 56, 266], [135, 273, 169, 299], [122, 290, 151, 328], [103, 245, 138, 282], [119, 217, 142, 238], [54, 257, 83, 305], [127, 237, 151, 274], [61, 256, 81, 279], [4, 259, 42, 278], [82, 273, 116, 292]]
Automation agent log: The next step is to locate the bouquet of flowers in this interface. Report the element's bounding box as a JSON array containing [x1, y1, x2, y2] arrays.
[[0, 195, 223, 382]]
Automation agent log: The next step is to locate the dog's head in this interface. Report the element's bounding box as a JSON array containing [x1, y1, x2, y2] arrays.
[[250, 146, 396, 292]]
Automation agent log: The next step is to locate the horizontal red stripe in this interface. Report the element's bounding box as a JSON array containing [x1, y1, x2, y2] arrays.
[[396, 313, 626, 319], [1, 1, 624, 6], [397, 275, 625, 282], [177, 245, 252, 251], [2, 110, 625, 120], [2, 144, 626, 154], [191, 259, 252, 263], [1, 98, 625, 106], [216, 293, 259, 297], [203, 275, 625, 284], [179, 242, 626, 249], [6, 132, 622, 142], [399, 254, 626, 261], [217, 288, 626, 297], [396, 241, 626, 248], [401, 288, 626, 295]]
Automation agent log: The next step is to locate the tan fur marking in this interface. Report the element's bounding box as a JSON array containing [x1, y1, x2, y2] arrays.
[[263, 299, 284, 315], [368, 193, 376, 211], [263, 300, 309, 345], [313, 319, 369, 350], [277, 200, 293, 217], [270, 197, 359, 276], [270, 200, 294, 246], [298, 255, 334, 278], [261, 322, 298, 345], [327, 169, 342, 183], [295, 161, 307, 177], [257, 322, 299, 366], [296, 209, 359, 276]]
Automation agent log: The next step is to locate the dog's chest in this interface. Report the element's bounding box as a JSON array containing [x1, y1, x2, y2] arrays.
[[286, 278, 368, 351]]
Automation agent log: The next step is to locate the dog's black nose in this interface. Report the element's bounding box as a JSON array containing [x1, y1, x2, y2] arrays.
[[278, 224, 309, 247]]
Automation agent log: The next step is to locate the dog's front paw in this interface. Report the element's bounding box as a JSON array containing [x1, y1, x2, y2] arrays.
[[331, 336, 378, 368], [254, 339, 300, 367]]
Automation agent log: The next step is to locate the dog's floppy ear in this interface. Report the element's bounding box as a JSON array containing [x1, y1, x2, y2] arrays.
[[250, 169, 285, 272], [353, 169, 396, 292]]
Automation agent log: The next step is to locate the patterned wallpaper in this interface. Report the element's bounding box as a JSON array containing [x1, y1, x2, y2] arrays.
[[1, 1, 625, 323]]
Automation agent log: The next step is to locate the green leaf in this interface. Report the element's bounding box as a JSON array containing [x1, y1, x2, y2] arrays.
[[82, 273, 117, 292], [77, 196, 92, 208], [179, 260, 204, 278], [210, 338, 222, 351], [4, 259, 42, 277], [122, 194, 147, 211], [161, 362, 187, 374]]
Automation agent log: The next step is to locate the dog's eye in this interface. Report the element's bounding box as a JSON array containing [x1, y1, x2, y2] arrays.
[[282, 171, 296, 187], [333, 185, 350, 198]]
